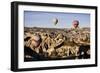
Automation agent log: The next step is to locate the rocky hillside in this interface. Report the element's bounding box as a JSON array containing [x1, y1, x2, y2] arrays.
[[24, 27, 90, 61]]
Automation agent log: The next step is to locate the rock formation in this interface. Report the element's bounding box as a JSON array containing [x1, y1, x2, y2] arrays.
[[24, 27, 90, 61]]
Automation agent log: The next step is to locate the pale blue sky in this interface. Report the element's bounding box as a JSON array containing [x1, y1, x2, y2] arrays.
[[24, 11, 90, 28]]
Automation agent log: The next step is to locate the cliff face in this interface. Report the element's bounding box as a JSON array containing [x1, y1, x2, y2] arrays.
[[24, 27, 90, 61]]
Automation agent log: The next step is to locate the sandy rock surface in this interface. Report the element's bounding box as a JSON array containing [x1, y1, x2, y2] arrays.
[[24, 27, 90, 61]]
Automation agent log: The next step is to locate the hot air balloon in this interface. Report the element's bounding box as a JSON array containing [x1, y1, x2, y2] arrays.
[[53, 18, 58, 25], [72, 20, 79, 29]]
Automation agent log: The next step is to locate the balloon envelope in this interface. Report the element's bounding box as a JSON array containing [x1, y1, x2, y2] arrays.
[[53, 18, 58, 25]]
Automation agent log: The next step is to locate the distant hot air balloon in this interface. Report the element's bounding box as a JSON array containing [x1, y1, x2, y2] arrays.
[[53, 18, 58, 25], [72, 20, 79, 29]]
